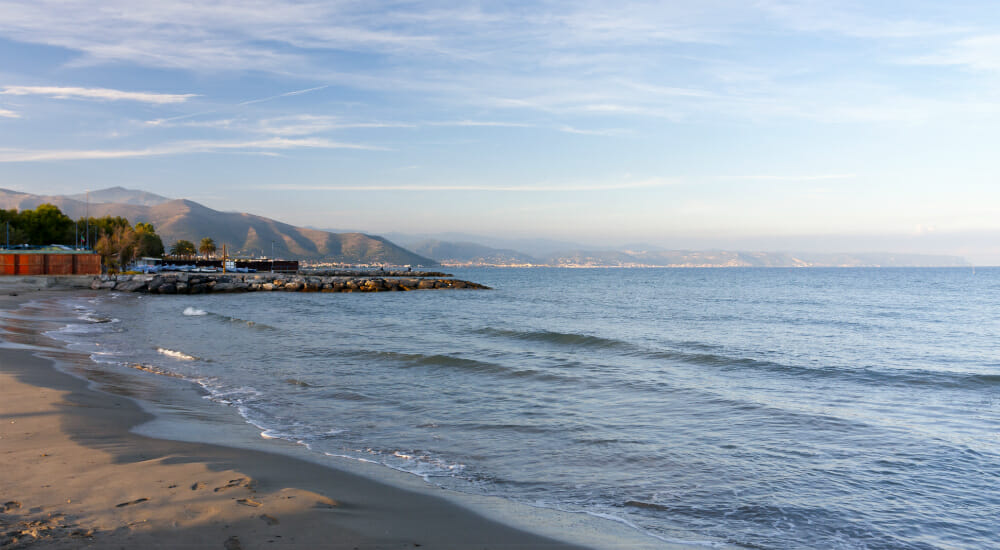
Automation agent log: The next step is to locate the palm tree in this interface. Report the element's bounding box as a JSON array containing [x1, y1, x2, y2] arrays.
[[170, 240, 196, 258], [199, 237, 217, 258]]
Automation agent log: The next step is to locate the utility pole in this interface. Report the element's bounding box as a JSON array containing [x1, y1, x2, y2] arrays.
[[85, 190, 90, 249]]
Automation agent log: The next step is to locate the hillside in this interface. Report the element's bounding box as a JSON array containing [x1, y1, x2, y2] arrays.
[[406, 239, 540, 266], [385, 232, 970, 268], [0, 188, 436, 265]]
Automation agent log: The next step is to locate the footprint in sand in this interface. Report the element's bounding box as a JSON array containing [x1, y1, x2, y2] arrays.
[[224, 535, 243, 550], [214, 478, 253, 493], [115, 498, 149, 508], [236, 498, 262, 508], [2, 501, 21, 512], [259, 514, 279, 525]]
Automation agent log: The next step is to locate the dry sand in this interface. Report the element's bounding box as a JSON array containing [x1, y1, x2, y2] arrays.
[[0, 291, 588, 549]]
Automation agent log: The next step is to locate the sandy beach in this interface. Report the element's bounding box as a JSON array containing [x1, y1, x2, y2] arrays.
[[0, 291, 589, 549]]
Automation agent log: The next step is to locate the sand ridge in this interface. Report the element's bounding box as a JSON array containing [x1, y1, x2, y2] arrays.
[[0, 369, 369, 549]]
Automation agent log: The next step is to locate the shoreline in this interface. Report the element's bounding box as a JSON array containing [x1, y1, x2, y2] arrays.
[[0, 291, 591, 549], [0, 290, 690, 549]]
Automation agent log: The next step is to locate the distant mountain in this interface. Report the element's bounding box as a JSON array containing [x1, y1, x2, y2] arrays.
[[0, 188, 436, 265], [67, 186, 171, 207], [541, 249, 969, 268], [383, 232, 591, 259], [369, 232, 970, 267], [406, 239, 540, 266]]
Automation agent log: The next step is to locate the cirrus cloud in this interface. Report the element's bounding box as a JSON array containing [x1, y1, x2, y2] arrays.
[[1, 85, 196, 104]]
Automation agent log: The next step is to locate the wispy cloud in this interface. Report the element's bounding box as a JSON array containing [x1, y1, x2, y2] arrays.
[[146, 85, 333, 126], [556, 125, 625, 136], [426, 120, 537, 128], [0, 85, 195, 104], [0, 137, 382, 162], [906, 34, 1000, 73], [256, 178, 677, 192], [718, 174, 858, 182], [236, 85, 330, 106], [0, 108, 19, 118]]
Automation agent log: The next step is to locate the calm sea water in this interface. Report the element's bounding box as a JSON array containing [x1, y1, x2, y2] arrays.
[[36, 268, 1000, 549]]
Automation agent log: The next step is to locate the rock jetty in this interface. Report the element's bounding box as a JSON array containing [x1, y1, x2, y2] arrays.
[[89, 273, 490, 294]]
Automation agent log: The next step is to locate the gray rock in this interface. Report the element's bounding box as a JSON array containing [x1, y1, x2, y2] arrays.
[[147, 276, 165, 291], [116, 279, 148, 292]]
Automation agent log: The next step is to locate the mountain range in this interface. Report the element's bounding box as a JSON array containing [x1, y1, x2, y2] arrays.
[[0, 187, 436, 266], [388, 233, 970, 268], [2, 186, 972, 267]]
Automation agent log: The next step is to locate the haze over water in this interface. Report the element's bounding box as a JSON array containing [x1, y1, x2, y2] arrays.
[[40, 268, 1000, 549]]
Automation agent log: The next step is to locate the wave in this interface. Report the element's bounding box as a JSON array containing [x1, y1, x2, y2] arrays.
[[126, 363, 186, 379], [476, 327, 630, 350], [181, 307, 274, 330], [156, 347, 198, 361], [338, 349, 578, 383], [477, 327, 1000, 391]]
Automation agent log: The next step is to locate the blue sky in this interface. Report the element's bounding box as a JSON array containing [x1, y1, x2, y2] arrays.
[[2, 1, 1000, 261]]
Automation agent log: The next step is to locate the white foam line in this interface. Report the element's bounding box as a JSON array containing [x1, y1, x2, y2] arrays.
[[157, 347, 197, 361]]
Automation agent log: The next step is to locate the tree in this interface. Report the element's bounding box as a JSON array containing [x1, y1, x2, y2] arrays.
[[95, 225, 138, 272], [0, 204, 75, 246], [0, 209, 28, 247], [78, 215, 130, 248], [134, 222, 164, 258], [199, 237, 217, 257], [170, 240, 196, 257]]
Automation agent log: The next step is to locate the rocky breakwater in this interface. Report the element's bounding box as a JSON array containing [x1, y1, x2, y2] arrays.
[[90, 273, 490, 294]]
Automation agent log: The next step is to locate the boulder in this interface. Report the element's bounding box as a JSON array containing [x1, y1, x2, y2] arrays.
[[158, 283, 177, 294], [261, 283, 274, 291], [116, 279, 148, 292], [417, 280, 436, 290], [176, 282, 189, 293], [147, 276, 165, 292]]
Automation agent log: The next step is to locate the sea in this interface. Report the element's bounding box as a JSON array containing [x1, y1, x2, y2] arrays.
[[10, 267, 1000, 549]]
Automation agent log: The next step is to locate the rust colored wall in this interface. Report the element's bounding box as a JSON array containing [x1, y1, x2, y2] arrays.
[[14, 254, 43, 275], [0, 254, 14, 275], [73, 254, 101, 275], [0, 253, 101, 275]]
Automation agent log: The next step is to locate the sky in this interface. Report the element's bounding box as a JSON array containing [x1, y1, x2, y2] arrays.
[[2, 1, 1000, 262]]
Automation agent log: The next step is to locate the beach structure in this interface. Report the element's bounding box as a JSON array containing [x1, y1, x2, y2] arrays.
[[0, 250, 101, 275]]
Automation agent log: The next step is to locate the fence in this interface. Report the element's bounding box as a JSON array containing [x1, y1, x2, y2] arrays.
[[0, 253, 101, 275]]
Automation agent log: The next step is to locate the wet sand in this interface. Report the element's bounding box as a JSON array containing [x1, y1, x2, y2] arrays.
[[0, 292, 588, 549]]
